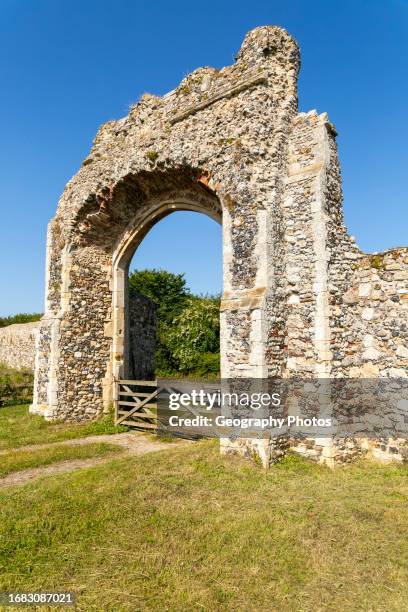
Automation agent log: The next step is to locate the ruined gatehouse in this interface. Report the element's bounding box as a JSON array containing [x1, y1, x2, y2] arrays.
[[31, 26, 407, 466]]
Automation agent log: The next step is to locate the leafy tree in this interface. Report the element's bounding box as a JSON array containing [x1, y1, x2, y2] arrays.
[[128, 269, 189, 323]]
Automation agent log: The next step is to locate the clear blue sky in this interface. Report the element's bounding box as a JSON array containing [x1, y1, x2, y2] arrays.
[[1, 0, 407, 315]]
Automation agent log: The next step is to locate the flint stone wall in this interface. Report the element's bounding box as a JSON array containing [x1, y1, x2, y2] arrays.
[[340, 248, 408, 377], [128, 291, 156, 380], [0, 322, 39, 370]]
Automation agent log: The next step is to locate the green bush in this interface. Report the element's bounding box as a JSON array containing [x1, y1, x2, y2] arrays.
[[194, 352, 220, 377], [165, 298, 220, 374], [0, 364, 34, 407]]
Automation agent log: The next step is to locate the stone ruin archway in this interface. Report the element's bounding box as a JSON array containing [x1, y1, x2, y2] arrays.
[[31, 26, 408, 466], [111, 180, 223, 385]]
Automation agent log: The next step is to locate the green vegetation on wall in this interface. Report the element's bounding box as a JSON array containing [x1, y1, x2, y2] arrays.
[[0, 364, 34, 407], [128, 269, 220, 377]]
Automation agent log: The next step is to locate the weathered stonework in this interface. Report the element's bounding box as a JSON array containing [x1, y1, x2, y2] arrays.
[[128, 291, 156, 380], [31, 26, 407, 464], [0, 322, 39, 370]]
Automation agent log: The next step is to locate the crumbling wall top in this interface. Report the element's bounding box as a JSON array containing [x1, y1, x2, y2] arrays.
[[236, 25, 300, 70]]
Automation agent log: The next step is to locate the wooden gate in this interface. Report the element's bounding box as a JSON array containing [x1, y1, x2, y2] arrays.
[[114, 380, 159, 429], [115, 378, 221, 436]]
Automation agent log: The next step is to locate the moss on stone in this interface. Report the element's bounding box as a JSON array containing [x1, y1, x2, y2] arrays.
[[146, 150, 159, 163], [370, 255, 384, 270]]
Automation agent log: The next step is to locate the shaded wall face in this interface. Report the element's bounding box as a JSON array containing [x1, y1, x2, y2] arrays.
[[127, 291, 156, 380], [56, 246, 112, 421]]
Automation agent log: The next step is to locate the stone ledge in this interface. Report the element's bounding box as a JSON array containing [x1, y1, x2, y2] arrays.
[[169, 70, 268, 125]]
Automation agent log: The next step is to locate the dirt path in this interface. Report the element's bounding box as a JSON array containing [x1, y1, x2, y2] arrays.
[[0, 432, 173, 456], [0, 432, 187, 488]]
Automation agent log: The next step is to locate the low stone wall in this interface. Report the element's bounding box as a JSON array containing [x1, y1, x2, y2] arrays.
[[0, 322, 40, 370], [0, 293, 156, 379]]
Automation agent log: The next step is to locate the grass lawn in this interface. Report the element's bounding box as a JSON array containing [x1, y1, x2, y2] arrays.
[[0, 442, 123, 478], [0, 404, 127, 450], [0, 440, 407, 611]]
